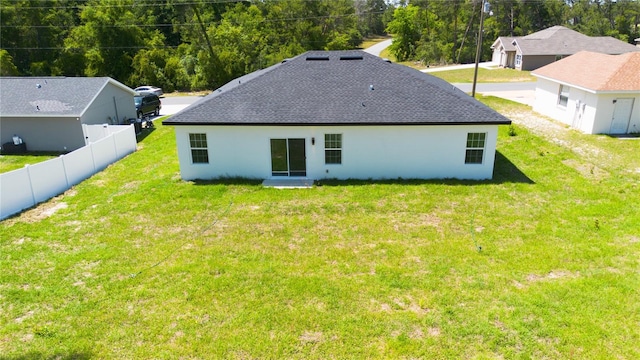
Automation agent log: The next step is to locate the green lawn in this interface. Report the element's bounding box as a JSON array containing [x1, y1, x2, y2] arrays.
[[380, 47, 535, 82], [0, 152, 61, 174], [1, 105, 639, 358]]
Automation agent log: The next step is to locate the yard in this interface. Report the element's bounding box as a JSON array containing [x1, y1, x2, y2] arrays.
[[1, 98, 639, 358], [0, 152, 60, 174]]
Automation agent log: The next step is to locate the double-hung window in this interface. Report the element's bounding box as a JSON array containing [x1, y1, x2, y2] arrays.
[[465, 133, 486, 164], [558, 85, 569, 108], [189, 133, 209, 164], [324, 134, 342, 164]]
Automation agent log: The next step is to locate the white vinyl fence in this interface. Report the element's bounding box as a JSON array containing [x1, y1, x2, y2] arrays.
[[1, 124, 137, 220]]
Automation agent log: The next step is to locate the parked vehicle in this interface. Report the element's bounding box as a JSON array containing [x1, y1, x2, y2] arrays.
[[134, 93, 161, 118], [133, 86, 163, 97]]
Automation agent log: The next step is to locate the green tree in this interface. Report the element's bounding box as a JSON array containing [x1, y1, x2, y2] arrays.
[[62, 0, 146, 81], [386, 4, 421, 61], [0, 49, 20, 75], [0, 0, 79, 75]]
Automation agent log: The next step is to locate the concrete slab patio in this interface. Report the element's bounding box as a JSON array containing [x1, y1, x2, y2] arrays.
[[262, 178, 314, 189]]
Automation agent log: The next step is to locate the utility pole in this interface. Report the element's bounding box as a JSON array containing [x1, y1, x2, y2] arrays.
[[472, 0, 491, 98]]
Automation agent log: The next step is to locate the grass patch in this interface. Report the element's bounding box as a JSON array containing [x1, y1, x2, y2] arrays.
[[380, 48, 426, 70], [429, 67, 535, 83], [1, 109, 639, 358], [0, 152, 62, 174]]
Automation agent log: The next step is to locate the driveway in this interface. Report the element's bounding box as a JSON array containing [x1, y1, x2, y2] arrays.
[[363, 39, 393, 57], [160, 96, 203, 116]]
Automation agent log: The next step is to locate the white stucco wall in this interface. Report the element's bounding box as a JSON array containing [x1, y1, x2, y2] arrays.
[[594, 94, 640, 134], [533, 78, 640, 134], [172, 125, 501, 181]]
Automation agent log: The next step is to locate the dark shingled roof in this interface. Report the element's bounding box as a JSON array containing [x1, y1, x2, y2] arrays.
[[163, 51, 511, 126], [0, 77, 133, 117], [512, 26, 639, 56]]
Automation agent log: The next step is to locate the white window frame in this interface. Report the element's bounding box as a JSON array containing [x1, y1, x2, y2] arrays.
[[558, 84, 569, 108], [324, 133, 342, 165], [465, 132, 486, 165], [189, 133, 209, 164]]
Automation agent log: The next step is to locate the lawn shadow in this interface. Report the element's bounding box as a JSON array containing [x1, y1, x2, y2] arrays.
[[605, 133, 640, 140], [491, 150, 534, 184], [135, 126, 156, 142], [192, 177, 263, 186]]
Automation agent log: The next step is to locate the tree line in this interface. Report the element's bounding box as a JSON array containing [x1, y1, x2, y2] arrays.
[[388, 0, 640, 65], [1, 0, 639, 92], [1, 0, 391, 91]]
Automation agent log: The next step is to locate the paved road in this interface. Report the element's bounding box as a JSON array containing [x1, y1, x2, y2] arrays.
[[452, 82, 536, 106], [363, 39, 393, 57], [421, 61, 497, 73], [160, 95, 203, 116]]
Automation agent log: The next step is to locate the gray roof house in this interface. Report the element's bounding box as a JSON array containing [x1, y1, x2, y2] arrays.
[[0, 77, 137, 152], [491, 26, 640, 70], [163, 51, 511, 182]]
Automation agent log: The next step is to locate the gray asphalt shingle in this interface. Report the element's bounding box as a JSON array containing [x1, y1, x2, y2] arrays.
[[514, 26, 639, 56], [0, 77, 124, 117], [164, 51, 511, 126]]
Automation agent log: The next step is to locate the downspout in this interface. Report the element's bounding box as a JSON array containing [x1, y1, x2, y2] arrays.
[[113, 96, 120, 125]]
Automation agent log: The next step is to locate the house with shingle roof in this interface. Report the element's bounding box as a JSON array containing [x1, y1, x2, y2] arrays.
[[491, 26, 639, 71], [0, 77, 137, 152], [163, 51, 512, 182], [532, 51, 640, 135]]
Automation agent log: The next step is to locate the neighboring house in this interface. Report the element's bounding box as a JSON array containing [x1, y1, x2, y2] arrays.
[[0, 77, 137, 152], [491, 26, 639, 71], [532, 51, 640, 135], [163, 51, 512, 182]]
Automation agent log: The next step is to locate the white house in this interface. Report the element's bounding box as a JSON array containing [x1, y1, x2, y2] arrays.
[[163, 51, 512, 182], [532, 51, 640, 135], [491, 26, 639, 71], [0, 77, 137, 152]]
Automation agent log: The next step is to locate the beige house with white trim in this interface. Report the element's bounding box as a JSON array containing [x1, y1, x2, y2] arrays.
[[532, 51, 640, 135]]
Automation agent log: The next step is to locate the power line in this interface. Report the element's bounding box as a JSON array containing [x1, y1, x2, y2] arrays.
[[0, 9, 384, 29], [1, 0, 361, 10]]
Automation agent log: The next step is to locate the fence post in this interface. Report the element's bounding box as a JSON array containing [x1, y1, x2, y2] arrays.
[[60, 153, 70, 188], [112, 129, 120, 160], [90, 142, 97, 172], [25, 164, 36, 206]]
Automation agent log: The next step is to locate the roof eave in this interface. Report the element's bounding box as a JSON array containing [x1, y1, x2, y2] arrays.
[[533, 74, 598, 94], [162, 121, 512, 126], [0, 113, 83, 118]]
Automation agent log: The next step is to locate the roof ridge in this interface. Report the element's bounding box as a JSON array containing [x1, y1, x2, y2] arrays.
[[602, 52, 640, 90]]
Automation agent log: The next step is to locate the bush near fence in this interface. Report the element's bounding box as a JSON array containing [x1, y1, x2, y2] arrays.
[[0, 125, 137, 220]]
